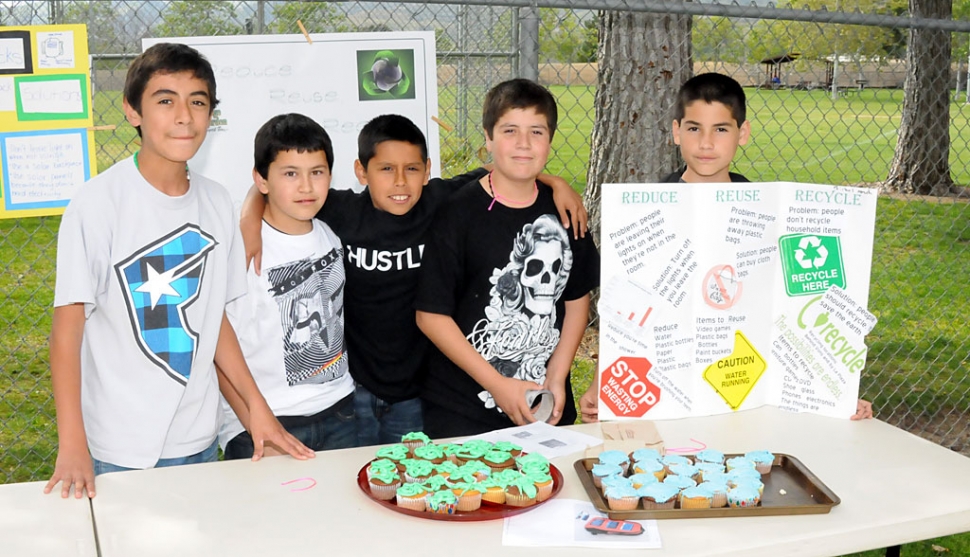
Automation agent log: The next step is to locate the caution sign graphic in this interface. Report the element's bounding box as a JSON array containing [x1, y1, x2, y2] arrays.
[[703, 331, 767, 410]]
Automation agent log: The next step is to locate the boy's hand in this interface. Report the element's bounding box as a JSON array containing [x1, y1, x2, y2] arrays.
[[544, 174, 588, 239], [579, 382, 599, 423], [246, 403, 316, 461], [851, 398, 873, 420], [44, 445, 95, 499], [489, 376, 541, 426], [542, 377, 567, 426]]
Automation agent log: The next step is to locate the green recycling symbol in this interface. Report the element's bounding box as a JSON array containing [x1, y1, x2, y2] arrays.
[[778, 233, 846, 296], [794, 235, 828, 269]]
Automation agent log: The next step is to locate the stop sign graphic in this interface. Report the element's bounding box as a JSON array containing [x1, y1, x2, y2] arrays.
[[599, 357, 661, 418]]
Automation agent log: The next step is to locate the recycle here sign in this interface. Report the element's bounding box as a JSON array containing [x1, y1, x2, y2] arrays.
[[778, 233, 846, 296]]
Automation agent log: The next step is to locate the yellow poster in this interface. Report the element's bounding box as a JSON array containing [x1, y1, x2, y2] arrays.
[[0, 24, 97, 219]]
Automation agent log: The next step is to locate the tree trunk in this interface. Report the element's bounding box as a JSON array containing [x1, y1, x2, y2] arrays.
[[884, 0, 953, 196], [584, 10, 692, 242]]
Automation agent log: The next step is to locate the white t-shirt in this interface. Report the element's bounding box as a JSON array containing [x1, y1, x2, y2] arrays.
[[218, 219, 353, 449], [54, 156, 247, 468]]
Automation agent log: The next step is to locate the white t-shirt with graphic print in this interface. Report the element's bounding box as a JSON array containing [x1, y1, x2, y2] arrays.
[[54, 156, 247, 469], [218, 219, 353, 449]]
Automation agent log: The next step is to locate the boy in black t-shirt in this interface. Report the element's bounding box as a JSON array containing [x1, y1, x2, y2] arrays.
[[415, 80, 600, 437], [241, 114, 588, 445]]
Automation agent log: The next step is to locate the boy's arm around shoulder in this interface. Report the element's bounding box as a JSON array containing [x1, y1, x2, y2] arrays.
[[415, 311, 539, 426], [44, 304, 95, 498], [213, 312, 315, 460]]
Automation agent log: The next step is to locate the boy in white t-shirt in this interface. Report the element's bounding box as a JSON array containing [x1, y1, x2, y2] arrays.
[[218, 113, 356, 458], [45, 43, 313, 499]]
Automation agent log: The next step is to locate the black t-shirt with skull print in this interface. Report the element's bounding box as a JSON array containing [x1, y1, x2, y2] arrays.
[[415, 179, 600, 433]]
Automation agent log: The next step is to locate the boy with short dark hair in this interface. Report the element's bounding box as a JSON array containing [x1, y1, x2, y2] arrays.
[[580, 72, 874, 422], [219, 113, 356, 459], [45, 43, 312, 499], [661, 72, 751, 184], [241, 113, 587, 445], [415, 79, 600, 437]]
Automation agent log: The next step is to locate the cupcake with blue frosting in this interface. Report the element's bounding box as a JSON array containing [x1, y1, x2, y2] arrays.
[[727, 485, 761, 508], [680, 485, 715, 509], [695, 449, 725, 464], [591, 463, 623, 488], [639, 482, 681, 510], [745, 450, 775, 474], [598, 450, 631, 474], [605, 483, 641, 511]]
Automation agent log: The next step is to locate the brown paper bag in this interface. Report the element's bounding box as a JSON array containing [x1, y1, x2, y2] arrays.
[[584, 421, 665, 458]]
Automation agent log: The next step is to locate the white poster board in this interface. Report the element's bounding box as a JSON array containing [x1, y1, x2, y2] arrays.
[[597, 182, 878, 420], [143, 32, 439, 205]]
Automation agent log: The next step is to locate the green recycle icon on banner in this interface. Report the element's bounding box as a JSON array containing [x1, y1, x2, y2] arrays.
[[794, 235, 828, 269], [778, 233, 846, 296]]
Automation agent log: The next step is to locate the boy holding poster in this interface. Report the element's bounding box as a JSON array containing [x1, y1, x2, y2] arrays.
[[45, 43, 312, 499], [415, 79, 600, 437], [579, 72, 872, 422]]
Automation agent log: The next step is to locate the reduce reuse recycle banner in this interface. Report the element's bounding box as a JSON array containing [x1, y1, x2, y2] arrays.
[[596, 182, 878, 420]]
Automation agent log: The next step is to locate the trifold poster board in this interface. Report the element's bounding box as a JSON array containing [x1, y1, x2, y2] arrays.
[[0, 24, 95, 219], [597, 182, 878, 420], [144, 32, 439, 207]]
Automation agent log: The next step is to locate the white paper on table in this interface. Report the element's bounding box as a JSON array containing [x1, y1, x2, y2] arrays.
[[461, 421, 602, 459], [503, 499, 661, 549]]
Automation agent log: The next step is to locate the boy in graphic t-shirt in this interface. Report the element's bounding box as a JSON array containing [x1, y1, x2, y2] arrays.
[[218, 114, 357, 458], [415, 79, 601, 437], [240, 114, 588, 445]]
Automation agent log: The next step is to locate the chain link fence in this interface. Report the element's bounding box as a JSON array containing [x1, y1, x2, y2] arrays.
[[1, 0, 967, 483]]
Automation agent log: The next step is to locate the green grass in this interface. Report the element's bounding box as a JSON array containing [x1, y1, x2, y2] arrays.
[[3, 86, 969, 554], [443, 86, 970, 192]]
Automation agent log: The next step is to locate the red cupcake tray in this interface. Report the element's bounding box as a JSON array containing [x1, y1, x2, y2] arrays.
[[356, 462, 564, 521]]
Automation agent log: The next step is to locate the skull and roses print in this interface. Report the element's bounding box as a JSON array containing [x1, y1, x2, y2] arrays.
[[416, 180, 599, 430]]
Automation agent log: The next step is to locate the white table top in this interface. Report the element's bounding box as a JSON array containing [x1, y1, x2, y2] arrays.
[[0, 480, 97, 557], [90, 406, 970, 557]]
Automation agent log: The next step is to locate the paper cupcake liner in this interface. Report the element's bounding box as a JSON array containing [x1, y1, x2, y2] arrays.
[[641, 497, 676, 510], [482, 488, 506, 504], [505, 492, 537, 507], [607, 495, 640, 511], [711, 492, 728, 508], [395, 494, 428, 512], [535, 481, 554, 502], [680, 495, 713, 509], [426, 501, 457, 514], [754, 462, 772, 474], [456, 492, 483, 512], [404, 473, 430, 484], [369, 482, 399, 501]]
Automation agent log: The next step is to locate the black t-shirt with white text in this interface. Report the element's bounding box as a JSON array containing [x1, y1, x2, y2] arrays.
[[315, 168, 487, 403], [415, 179, 600, 431]]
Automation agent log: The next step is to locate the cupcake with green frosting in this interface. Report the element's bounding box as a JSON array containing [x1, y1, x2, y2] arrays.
[[483, 450, 515, 472], [369, 469, 401, 501], [413, 444, 446, 465], [434, 460, 460, 479], [480, 476, 507, 504], [366, 458, 399, 481], [505, 477, 538, 507], [395, 483, 429, 511], [375, 444, 410, 471], [426, 490, 458, 514], [491, 441, 523, 457], [439, 443, 462, 463], [424, 474, 453, 493], [401, 431, 431, 454], [451, 481, 483, 512], [522, 467, 555, 502], [403, 459, 434, 484], [459, 459, 492, 481]]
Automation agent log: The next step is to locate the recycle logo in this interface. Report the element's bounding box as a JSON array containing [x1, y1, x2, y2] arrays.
[[794, 235, 828, 269], [778, 233, 846, 297]]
